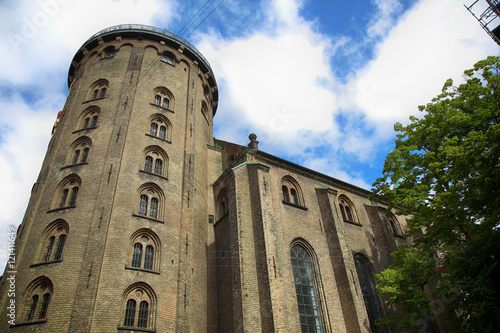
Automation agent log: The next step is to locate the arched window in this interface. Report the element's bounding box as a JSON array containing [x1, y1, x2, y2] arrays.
[[103, 47, 116, 59], [41, 219, 68, 263], [201, 100, 209, 123], [281, 176, 305, 207], [291, 242, 324, 333], [78, 106, 100, 130], [148, 114, 172, 142], [388, 216, 403, 237], [142, 146, 168, 178], [23, 277, 53, 322], [129, 229, 161, 272], [354, 254, 385, 333], [53, 175, 81, 210], [136, 183, 164, 221], [87, 79, 109, 101], [161, 51, 175, 65], [338, 195, 357, 224], [121, 283, 156, 330], [68, 136, 92, 165], [216, 189, 228, 220], [152, 87, 174, 111]]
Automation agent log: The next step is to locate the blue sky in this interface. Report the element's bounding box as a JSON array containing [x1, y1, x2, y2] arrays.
[[0, 0, 499, 267]]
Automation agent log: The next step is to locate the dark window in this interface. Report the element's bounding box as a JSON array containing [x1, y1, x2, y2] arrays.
[[137, 301, 149, 328], [154, 95, 161, 105], [339, 199, 355, 222], [162, 98, 169, 109], [68, 187, 79, 206], [38, 293, 50, 319], [83, 117, 90, 129], [99, 88, 106, 98], [139, 195, 148, 215], [81, 148, 89, 163], [159, 126, 166, 139], [60, 189, 69, 208], [54, 235, 66, 261], [132, 243, 142, 268], [154, 159, 162, 175], [91, 115, 98, 127], [103, 49, 116, 58], [150, 123, 158, 136], [290, 188, 298, 205], [282, 186, 290, 202], [27, 295, 38, 321], [144, 245, 154, 270], [355, 256, 385, 333], [150, 198, 158, 219], [73, 150, 81, 164], [45, 236, 55, 262], [162, 54, 174, 65], [291, 244, 323, 333], [93, 89, 99, 99], [124, 299, 136, 327], [144, 156, 153, 173]]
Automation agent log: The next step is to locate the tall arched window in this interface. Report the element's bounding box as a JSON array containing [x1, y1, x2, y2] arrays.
[[87, 79, 109, 101], [136, 183, 164, 221], [338, 195, 358, 224], [281, 176, 305, 207], [142, 146, 168, 178], [53, 175, 81, 210], [128, 229, 161, 272], [354, 254, 385, 333], [216, 189, 228, 220], [291, 243, 324, 333], [121, 283, 156, 330], [148, 114, 172, 142], [39, 220, 69, 263], [78, 106, 100, 131], [152, 86, 174, 111], [68, 136, 92, 166], [388, 216, 403, 237], [23, 277, 53, 322]]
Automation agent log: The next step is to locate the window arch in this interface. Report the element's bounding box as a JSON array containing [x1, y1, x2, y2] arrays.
[[77, 106, 100, 131], [388, 215, 403, 237], [87, 79, 109, 101], [142, 146, 168, 178], [102, 46, 116, 59], [121, 283, 157, 330], [338, 195, 358, 224], [53, 174, 81, 210], [281, 176, 304, 207], [22, 277, 53, 322], [290, 241, 324, 333], [216, 188, 228, 220], [161, 51, 175, 65], [152, 86, 174, 111], [148, 114, 172, 142], [354, 254, 385, 333], [129, 229, 161, 272], [136, 183, 164, 220], [38, 220, 68, 263], [68, 136, 92, 165]]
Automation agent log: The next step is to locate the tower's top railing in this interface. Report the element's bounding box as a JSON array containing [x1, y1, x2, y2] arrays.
[[84, 24, 214, 75]]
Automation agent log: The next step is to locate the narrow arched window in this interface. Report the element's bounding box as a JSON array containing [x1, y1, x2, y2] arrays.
[[154, 159, 162, 175], [162, 98, 169, 109], [282, 185, 290, 202], [60, 189, 69, 208], [54, 235, 66, 261], [355, 255, 385, 333], [144, 156, 153, 173], [81, 148, 89, 163], [150, 198, 158, 219], [132, 243, 142, 268], [99, 88, 106, 98], [144, 246, 154, 270], [138, 195, 148, 216], [150, 123, 158, 136], [154, 95, 161, 105], [124, 299, 136, 327], [27, 295, 38, 321], [138, 301, 149, 328], [83, 117, 90, 129], [91, 115, 98, 127], [93, 89, 99, 99], [68, 187, 79, 206], [291, 244, 324, 333], [38, 293, 50, 319], [290, 188, 298, 205], [73, 150, 81, 164], [339, 197, 356, 223], [159, 126, 166, 139], [45, 236, 55, 262]]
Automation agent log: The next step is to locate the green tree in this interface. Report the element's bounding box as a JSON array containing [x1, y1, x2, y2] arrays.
[[372, 56, 500, 332]]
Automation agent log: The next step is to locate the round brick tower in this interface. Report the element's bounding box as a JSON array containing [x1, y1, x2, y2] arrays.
[[0, 24, 218, 332]]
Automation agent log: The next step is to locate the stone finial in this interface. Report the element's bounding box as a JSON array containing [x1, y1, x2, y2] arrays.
[[248, 133, 259, 150]]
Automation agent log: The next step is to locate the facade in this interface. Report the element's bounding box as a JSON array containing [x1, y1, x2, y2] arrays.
[[0, 25, 444, 332]]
